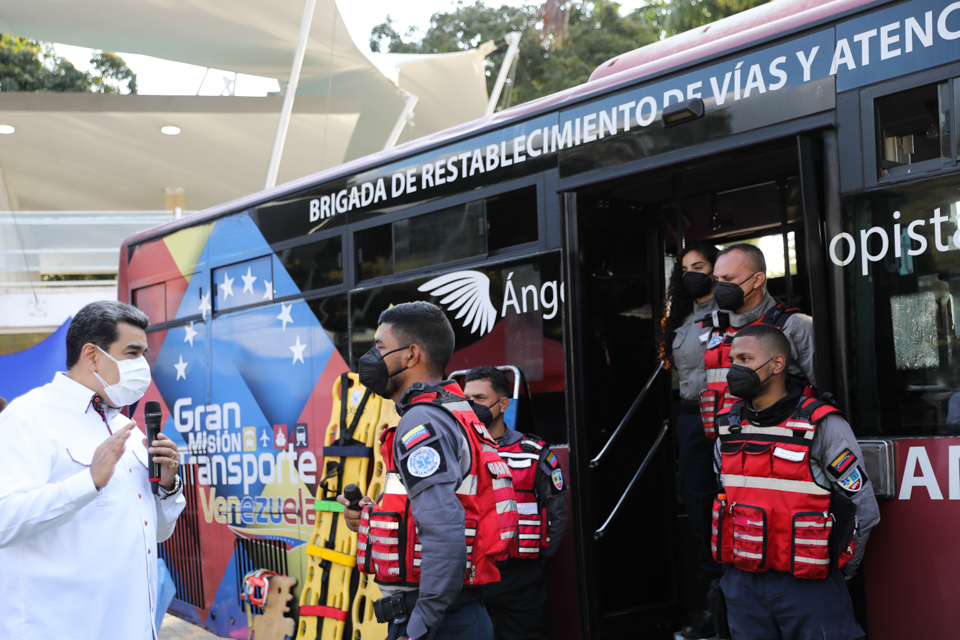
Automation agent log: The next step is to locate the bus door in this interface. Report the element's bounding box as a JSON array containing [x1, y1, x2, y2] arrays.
[[564, 136, 827, 638]]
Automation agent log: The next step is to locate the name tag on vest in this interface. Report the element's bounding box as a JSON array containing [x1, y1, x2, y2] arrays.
[[773, 447, 805, 462]]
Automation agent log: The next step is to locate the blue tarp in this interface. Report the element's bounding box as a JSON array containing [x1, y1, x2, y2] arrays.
[[0, 318, 70, 404]]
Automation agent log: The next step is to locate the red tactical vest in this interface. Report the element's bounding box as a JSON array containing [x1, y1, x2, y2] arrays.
[[356, 382, 519, 587], [699, 303, 812, 439], [711, 397, 856, 580], [497, 435, 550, 560]]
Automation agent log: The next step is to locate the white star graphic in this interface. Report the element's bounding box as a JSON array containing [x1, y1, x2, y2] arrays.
[[198, 292, 211, 320], [289, 335, 307, 364], [219, 272, 235, 299], [277, 302, 294, 330], [241, 266, 258, 294], [263, 280, 274, 300], [183, 322, 198, 347], [174, 355, 189, 381]]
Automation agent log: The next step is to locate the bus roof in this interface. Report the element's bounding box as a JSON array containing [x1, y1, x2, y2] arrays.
[[123, 0, 879, 249]]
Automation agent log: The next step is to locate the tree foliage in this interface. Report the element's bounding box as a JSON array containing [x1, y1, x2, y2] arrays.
[[0, 35, 137, 94], [371, 1, 660, 108]]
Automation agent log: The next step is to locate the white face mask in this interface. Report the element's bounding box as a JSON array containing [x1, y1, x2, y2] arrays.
[[93, 346, 151, 407]]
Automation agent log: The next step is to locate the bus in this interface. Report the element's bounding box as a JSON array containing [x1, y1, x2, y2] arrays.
[[120, 0, 960, 637]]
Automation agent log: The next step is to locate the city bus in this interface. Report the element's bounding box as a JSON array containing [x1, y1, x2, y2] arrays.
[[120, 0, 960, 637]]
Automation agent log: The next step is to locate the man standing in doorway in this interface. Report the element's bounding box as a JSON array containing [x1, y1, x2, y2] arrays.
[[700, 242, 817, 440], [464, 366, 569, 640]]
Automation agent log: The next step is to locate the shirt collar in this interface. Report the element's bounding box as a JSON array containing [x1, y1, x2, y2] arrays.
[[496, 428, 523, 447], [728, 292, 776, 328], [51, 372, 117, 416]]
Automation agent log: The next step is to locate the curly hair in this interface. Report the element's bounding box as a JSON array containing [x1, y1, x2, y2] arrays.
[[659, 243, 719, 368]]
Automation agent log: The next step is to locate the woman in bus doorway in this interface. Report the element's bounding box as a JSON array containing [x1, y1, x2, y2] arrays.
[[660, 243, 724, 640]]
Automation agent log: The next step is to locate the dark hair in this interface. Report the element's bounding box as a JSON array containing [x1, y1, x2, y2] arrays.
[[733, 324, 792, 367], [465, 366, 510, 397], [66, 300, 150, 369], [660, 243, 719, 367], [717, 242, 767, 274], [378, 301, 455, 376]]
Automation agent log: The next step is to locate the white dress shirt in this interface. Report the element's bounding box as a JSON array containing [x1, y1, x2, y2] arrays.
[[0, 373, 186, 640]]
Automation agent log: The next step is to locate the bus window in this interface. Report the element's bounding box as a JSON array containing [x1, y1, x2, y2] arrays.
[[212, 256, 273, 312], [839, 176, 960, 436], [394, 200, 485, 272], [133, 281, 167, 324], [876, 81, 951, 178], [486, 186, 538, 253], [306, 294, 349, 366], [277, 236, 343, 293]]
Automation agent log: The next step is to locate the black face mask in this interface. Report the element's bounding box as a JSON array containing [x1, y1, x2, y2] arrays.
[[357, 344, 411, 398], [726, 356, 776, 400], [714, 273, 759, 311], [682, 271, 714, 299]]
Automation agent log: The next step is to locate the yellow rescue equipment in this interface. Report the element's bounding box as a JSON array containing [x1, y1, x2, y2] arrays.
[[297, 373, 393, 640]]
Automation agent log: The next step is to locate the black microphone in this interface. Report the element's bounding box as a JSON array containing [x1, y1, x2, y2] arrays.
[[144, 401, 163, 495], [343, 483, 363, 511]]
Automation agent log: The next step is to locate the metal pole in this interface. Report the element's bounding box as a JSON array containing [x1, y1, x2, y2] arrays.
[[383, 89, 419, 150], [265, 0, 318, 190], [485, 32, 521, 116]]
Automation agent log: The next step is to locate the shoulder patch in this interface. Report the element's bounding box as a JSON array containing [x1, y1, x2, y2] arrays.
[[838, 467, 863, 492], [551, 468, 564, 491], [407, 447, 442, 478], [545, 450, 560, 469], [827, 448, 857, 479], [400, 423, 435, 451]]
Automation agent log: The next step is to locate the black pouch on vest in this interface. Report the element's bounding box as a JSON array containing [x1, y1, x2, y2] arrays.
[[828, 491, 858, 572]]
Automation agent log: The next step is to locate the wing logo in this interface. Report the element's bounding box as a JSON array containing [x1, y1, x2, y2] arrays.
[[418, 271, 498, 336]]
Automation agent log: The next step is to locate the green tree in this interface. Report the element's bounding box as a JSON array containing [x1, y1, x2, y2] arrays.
[[0, 35, 137, 94], [371, 1, 659, 108]]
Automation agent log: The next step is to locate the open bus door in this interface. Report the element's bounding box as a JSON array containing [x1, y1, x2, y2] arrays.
[[564, 134, 837, 639]]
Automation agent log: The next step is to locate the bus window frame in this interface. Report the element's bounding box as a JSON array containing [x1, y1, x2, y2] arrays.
[[858, 60, 960, 191], [349, 174, 545, 289]]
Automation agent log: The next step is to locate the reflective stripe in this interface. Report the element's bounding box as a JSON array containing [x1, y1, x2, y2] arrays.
[[733, 549, 763, 560], [384, 473, 407, 496], [482, 445, 499, 454], [505, 459, 534, 469], [414, 543, 422, 552], [706, 368, 730, 384], [519, 519, 541, 526], [794, 555, 830, 565], [466, 545, 473, 554], [497, 499, 518, 514], [517, 502, 539, 515], [384, 567, 400, 575], [794, 538, 828, 546], [795, 520, 831, 529], [523, 440, 543, 450], [501, 530, 518, 539], [371, 520, 400, 530], [499, 451, 540, 460], [371, 535, 399, 545], [719, 424, 814, 439], [446, 400, 474, 413], [413, 558, 421, 567], [465, 527, 477, 537], [786, 421, 815, 430], [457, 474, 478, 495], [733, 532, 764, 542], [721, 473, 830, 495], [372, 551, 399, 561], [492, 478, 512, 491], [519, 534, 540, 540]]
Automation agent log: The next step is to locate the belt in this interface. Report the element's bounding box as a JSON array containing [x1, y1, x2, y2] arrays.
[[680, 399, 701, 413]]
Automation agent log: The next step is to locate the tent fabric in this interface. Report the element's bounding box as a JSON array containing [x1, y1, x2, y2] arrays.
[[0, 317, 70, 404]]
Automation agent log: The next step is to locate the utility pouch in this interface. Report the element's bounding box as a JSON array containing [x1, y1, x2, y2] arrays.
[[828, 491, 858, 572]]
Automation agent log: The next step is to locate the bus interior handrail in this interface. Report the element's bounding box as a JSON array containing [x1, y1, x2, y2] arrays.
[[594, 418, 670, 541], [589, 360, 664, 469]]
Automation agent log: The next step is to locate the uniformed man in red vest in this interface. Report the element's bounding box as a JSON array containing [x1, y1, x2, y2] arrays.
[[464, 366, 569, 640], [712, 324, 879, 639], [340, 302, 518, 640], [700, 243, 818, 439]]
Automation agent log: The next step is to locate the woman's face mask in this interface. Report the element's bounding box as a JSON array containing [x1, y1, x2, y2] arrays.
[[93, 346, 151, 407]]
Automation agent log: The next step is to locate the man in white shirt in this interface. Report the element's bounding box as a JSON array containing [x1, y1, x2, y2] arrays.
[[0, 300, 185, 640]]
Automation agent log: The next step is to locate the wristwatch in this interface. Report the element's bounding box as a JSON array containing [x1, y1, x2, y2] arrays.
[[157, 474, 183, 500]]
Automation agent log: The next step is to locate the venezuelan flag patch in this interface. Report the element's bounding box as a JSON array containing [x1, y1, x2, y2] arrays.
[[400, 423, 434, 451], [827, 449, 857, 479], [545, 451, 559, 468]]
